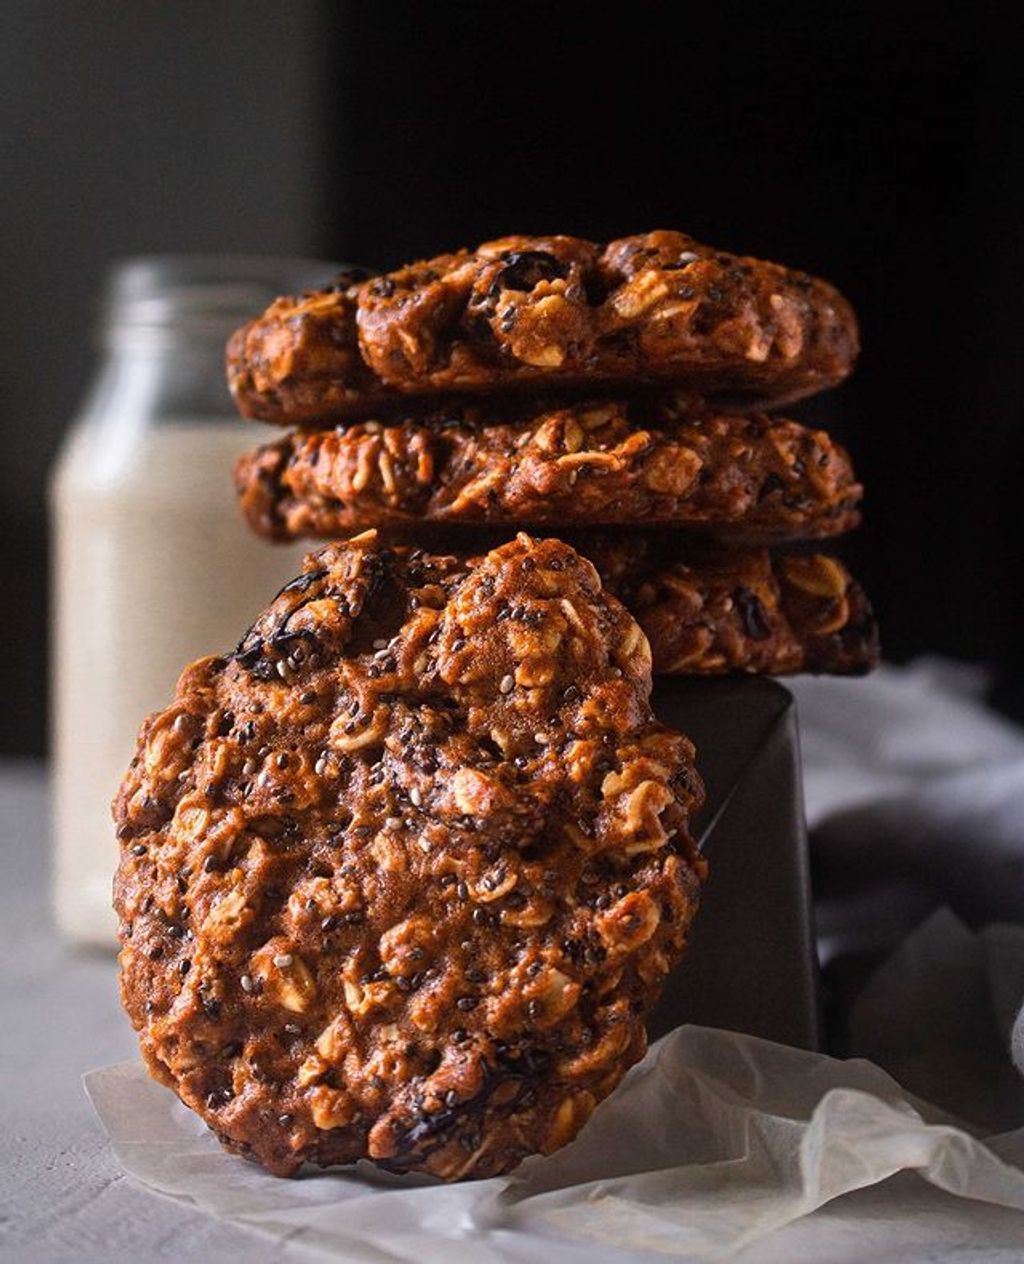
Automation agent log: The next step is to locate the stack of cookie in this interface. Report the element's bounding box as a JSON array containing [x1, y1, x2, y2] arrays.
[[110, 230, 874, 1186], [229, 230, 877, 678]]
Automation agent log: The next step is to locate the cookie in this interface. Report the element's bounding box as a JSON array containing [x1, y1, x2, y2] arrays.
[[575, 536, 879, 676], [227, 231, 858, 423], [234, 400, 861, 543], [113, 532, 705, 1180]]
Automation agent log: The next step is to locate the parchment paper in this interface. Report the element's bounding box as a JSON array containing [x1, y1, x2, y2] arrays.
[[86, 1015, 1024, 1263], [85, 663, 1024, 1259]]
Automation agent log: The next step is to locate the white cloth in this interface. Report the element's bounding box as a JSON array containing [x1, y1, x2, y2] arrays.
[[788, 661, 1024, 1091]]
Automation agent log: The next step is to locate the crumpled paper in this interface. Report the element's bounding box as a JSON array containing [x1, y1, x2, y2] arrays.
[[86, 1017, 1024, 1263]]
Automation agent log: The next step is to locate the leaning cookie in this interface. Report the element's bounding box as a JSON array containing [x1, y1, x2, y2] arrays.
[[227, 230, 858, 423], [234, 401, 861, 543], [113, 532, 705, 1180], [573, 536, 879, 676]]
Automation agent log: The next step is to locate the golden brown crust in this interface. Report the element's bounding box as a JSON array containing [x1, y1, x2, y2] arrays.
[[234, 400, 861, 543], [227, 231, 858, 423], [572, 536, 879, 676], [113, 533, 704, 1180]]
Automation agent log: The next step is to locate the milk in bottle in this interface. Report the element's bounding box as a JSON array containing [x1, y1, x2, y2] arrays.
[[50, 258, 336, 946]]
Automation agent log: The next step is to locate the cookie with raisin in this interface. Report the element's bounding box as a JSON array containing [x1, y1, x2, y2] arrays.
[[234, 399, 861, 543], [575, 535, 878, 676], [113, 532, 704, 1179], [227, 230, 857, 423]]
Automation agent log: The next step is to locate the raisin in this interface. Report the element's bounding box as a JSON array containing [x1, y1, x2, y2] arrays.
[[734, 587, 772, 640], [495, 250, 569, 292], [328, 265, 375, 291]]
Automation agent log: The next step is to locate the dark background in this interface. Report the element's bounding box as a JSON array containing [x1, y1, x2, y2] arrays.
[[2, 2, 1021, 755]]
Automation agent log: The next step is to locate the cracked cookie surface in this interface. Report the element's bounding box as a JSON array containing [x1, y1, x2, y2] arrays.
[[234, 399, 861, 542], [113, 533, 704, 1179], [227, 231, 858, 423]]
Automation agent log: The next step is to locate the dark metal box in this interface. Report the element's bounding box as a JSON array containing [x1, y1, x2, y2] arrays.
[[649, 678, 819, 1050]]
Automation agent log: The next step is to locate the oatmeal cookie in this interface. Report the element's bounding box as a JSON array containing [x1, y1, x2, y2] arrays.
[[113, 532, 705, 1180], [234, 401, 861, 542], [226, 231, 858, 423], [575, 536, 879, 676]]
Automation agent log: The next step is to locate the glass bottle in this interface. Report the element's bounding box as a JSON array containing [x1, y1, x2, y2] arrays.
[[50, 256, 337, 947]]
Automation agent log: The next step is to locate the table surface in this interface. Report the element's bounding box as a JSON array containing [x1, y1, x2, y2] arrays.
[[0, 762, 296, 1263]]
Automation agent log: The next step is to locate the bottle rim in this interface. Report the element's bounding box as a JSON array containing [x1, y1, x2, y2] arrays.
[[99, 254, 351, 340]]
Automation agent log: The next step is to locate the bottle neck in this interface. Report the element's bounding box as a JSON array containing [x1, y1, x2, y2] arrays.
[[81, 328, 238, 428], [77, 254, 343, 430]]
